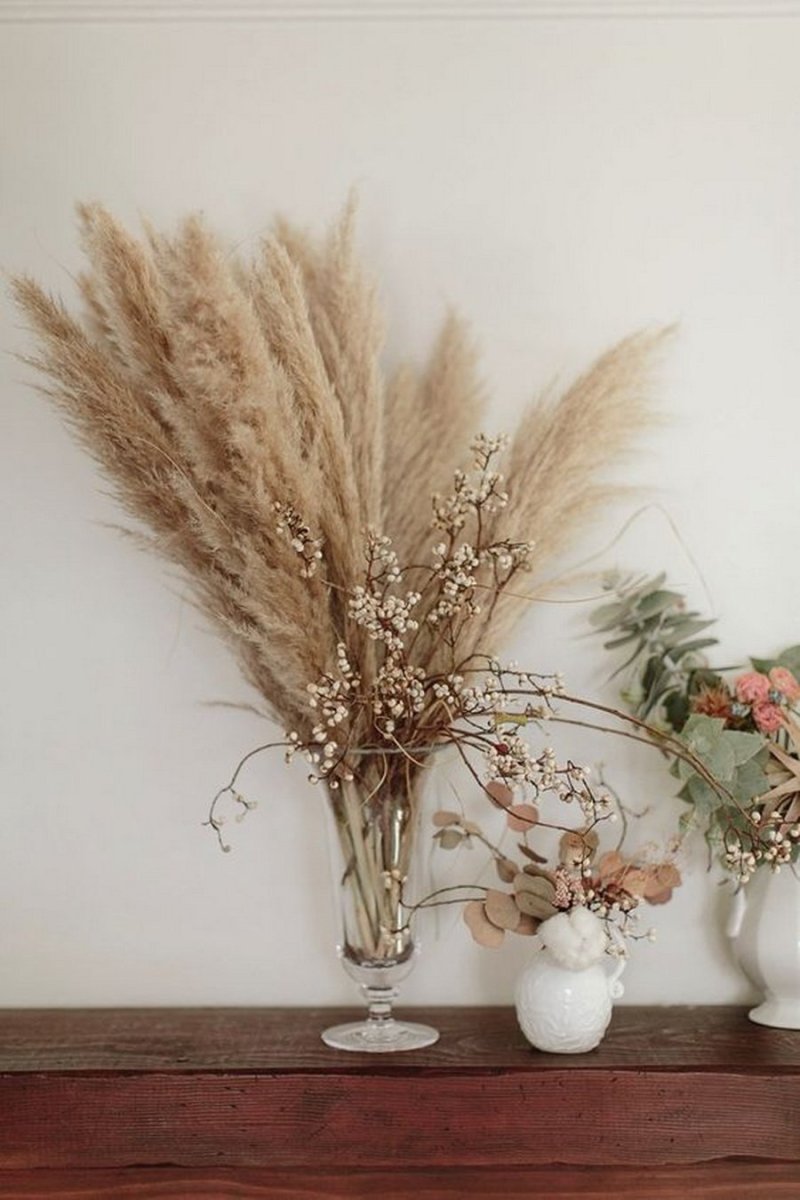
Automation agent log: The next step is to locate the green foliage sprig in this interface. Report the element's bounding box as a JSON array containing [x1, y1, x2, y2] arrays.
[[590, 571, 718, 725]]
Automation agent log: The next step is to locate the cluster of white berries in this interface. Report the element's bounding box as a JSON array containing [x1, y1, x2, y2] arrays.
[[486, 661, 565, 698], [307, 644, 360, 732], [428, 543, 480, 625], [538, 746, 558, 789], [483, 539, 534, 575], [372, 659, 426, 734], [606, 939, 629, 957], [762, 825, 796, 867], [579, 789, 614, 823], [432, 465, 508, 533], [470, 432, 510, 467], [348, 586, 420, 651], [365, 530, 403, 585], [723, 843, 759, 881], [432, 471, 472, 532], [431, 673, 494, 715], [553, 764, 613, 824], [275, 440, 583, 802], [485, 735, 556, 787], [724, 815, 800, 879], [274, 501, 323, 578], [284, 728, 351, 787]]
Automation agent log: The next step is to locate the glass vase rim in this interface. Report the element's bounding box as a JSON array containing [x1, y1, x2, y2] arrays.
[[342, 742, 451, 759]]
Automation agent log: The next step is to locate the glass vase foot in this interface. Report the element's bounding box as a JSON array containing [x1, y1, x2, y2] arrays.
[[321, 1017, 439, 1053]]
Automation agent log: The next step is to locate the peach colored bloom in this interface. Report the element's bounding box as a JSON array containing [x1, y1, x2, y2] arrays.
[[735, 672, 771, 705], [769, 666, 800, 701], [752, 701, 784, 733]]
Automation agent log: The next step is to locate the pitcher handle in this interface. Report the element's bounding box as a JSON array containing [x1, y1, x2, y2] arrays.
[[605, 926, 627, 1000], [726, 884, 747, 940]]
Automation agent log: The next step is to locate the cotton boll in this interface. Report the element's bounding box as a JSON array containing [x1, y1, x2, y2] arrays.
[[539, 907, 609, 970]]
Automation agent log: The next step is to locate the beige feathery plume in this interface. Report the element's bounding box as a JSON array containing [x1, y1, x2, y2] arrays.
[[466, 327, 672, 654], [76, 203, 174, 395], [271, 197, 385, 529], [383, 314, 486, 567], [11, 201, 668, 747]]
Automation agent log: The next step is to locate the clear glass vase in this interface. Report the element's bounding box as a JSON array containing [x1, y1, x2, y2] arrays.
[[321, 752, 439, 1052]]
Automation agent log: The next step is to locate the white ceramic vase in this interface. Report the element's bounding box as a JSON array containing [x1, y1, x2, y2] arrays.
[[727, 866, 800, 1029], [515, 944, 627, 1054]]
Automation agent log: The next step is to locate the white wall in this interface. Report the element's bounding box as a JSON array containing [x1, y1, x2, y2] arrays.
[[2, 1, 799, 1008]]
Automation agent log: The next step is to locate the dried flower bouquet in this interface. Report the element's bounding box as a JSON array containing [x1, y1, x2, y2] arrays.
[[13, 202, 697, 1033], [593, 572, 800, 880]]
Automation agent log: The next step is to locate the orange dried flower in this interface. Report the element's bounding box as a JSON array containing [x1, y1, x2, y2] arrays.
[[690, 683, 733, 721]]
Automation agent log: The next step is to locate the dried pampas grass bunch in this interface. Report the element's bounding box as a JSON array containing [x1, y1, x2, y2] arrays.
[[12, 201, 691, 972], [12, 199, 665, 748]]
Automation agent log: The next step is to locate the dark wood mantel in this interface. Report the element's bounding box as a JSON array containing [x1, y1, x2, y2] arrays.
[[0, 1005, 798, 1197]]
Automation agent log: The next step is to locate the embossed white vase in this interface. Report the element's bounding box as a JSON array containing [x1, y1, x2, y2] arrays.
[[727, 867, 800, 1029], [514, 908, 626, 1054]]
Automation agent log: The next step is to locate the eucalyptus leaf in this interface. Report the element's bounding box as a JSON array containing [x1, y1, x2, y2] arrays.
[[724, 731, 766, 767], [495, 856, 518, 884], [731, 753, 770, 803], [485, 888, 522, 932], [679, 808, 700, 833], [642, 656, 663, 693], [680, 715, 736, 781], [609, 639, 649, 680], [603, 631, 642, 650], [687, 669, 724, 695], [666, 616, 716, 641], [463, 901, 504, 948], [674, 753, 695, 782], [776, 646, 800, 674], [751, 647, 800, 675], [686, 773, 721, 815], [435, 828, 464, 850], [636, 589, 683, 618], [513, 872, 556, 901], [665, 638, 720, 664], [663, 690, 690, 730], [589, 601, 629, 630], [643, 571, 667, 592], [514, 889, 558, 920], [518, 842, 549, 865], [681, 714, 726, 742], [432, 809, 461, 827]]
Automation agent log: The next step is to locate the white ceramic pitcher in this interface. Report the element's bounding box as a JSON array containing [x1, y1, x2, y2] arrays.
[[727, 866, 800, 1029], [515, 909, 627, 1053]]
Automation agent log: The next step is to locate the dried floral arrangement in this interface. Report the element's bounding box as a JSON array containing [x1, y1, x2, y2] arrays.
[[593, 572, 800, 880], [13, 201, 700, 968]]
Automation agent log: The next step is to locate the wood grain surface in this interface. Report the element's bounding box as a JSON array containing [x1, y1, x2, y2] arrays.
[[0, 1007, 797, 1196], [0, 1004, 798, 1072], [1, 1163, 800, 1199]]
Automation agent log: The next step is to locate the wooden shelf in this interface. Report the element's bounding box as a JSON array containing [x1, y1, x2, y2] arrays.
[[0, 1006, 798, 1197]]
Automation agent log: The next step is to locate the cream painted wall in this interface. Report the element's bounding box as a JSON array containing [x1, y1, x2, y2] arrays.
[[2, 3, 799, 1007]]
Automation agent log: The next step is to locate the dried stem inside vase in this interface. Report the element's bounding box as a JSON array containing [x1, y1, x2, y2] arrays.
[[321, 749, 440, 1051], [327, 753, 422, 969]]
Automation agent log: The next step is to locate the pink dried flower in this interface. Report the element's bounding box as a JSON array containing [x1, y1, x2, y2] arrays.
[[752, 701, 784, 734], [735, 672, 771, 705], [553, 867, 577, 909], [769, 666, 800, 702]]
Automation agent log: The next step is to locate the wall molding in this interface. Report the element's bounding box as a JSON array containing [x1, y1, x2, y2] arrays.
[[1, 1, 799, 21]]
